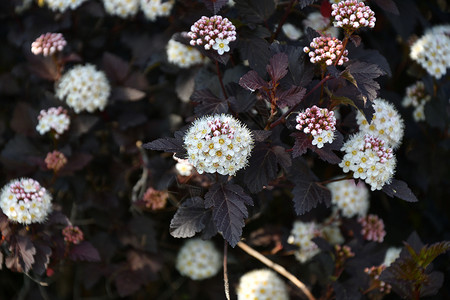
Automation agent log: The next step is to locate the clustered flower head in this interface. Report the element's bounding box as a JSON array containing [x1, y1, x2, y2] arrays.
[[328, 179, 369, 218], [102, 0, 139, 18], [36, 106, 70, 139], [402, 81, 431, 122], [167, 36, 207, 68], [359, 214, 386, 242], [44, 0, 88, 12], [288, 221, 321, 263], [282, 23, 303, 40], [304, 35, 349, 66], [339, 133, 396, 191], [383, 247, 401, 267], [321, 222, 345, 245], [31, 33, 67, 56], [410, 25, 450, 79], [296, 105, 337, 148], [175, 239, 221, 280], [184, 114, 254, 176], [303, 12, 339, 38], [62, 225, 84, 244], [142, 187, 168, 210], [331, 0, 376, 31], [356, 98, 404, 149], [0, 178, 52, 225], [236, 269, 289, 300], [187, 15, 237, 55], [45, 150, 68, 172], [140, 0, 174, 21], [56, 64, 110, 113]]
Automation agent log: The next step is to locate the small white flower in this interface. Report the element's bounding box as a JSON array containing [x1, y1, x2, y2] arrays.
[[176, 239, 221, 280], [237, 269, 289, 300], [282, 23, 303, 40], [43, 0, 87, 12], [36, 107, 70, 139], [166, 37, 207, 68], [140, 0, 174, 21], [383, 247, 401, 267], [212, 38, 230, 55], [103, 0, 139, 18]]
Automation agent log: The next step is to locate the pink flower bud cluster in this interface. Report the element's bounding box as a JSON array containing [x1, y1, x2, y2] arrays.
[[142, 187, 168, 210], [206, 117, 235, 140], [363, 135, 393, 163], [36, 106, 70, 139], [365, 265, 392, 294], [296, 106, 336, 148], [187, 15, 236, 52], [0, 178, 53, 224], [45, 151, 68, 172], [331, 0, 376, 31], [31, 33, 67, 56], [303, 36, 349, 66], [62, 225, 84, 244], [358, 214, 386, 242]]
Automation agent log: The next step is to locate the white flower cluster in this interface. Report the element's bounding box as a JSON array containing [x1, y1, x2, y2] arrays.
[[56, 64, 110, 113], [356, 98, 404, 149], [282, 23, 303, 40], [383, 247, 401, 267], [102, 0, 139, 18], [236, 269, 289, 300], [296, 105, 337, 148], [402, 81, 431, 122], [184, 114, 254, 176], [175, 239, 221, 280], [0, 178, 52, 225], [331, 0, 376, 31], [410, 25, 450, 79], [44, 0, 88, 12], [140, 0, 174, 21], [321, 222, 345, 245], [328, 179, 369, 218], [167, 37, 206, 68], [36, 106, 70, 139], [339, 133, 396, 191], [303, 12, 339, 38], [288, 221, 321, 263]]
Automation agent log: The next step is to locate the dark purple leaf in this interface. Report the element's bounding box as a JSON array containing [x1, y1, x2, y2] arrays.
[[267, 53, 289, 83], [118, 112, 148, 130], [345, 61, 386, 103], [69, 241, 101, 262], [347, 44, 392, 77], [32, 242, 52, 275], [27, 54, 59, 81], [291, 132, 311, 158], [191, 89, 229, 116], [60, 152, 93, 174], [170, 197, 212, 238], [239, 70, 267, 92], [16, 235, 36, 273], [70, 115, 99, 137], [114, 269, 143, 297], [252, 130, 272, 142], [313, 146, 342, 164], [382, 179, 418, 202], [238, 27, 271, 76], [272, 145, 292, 169], [235, 0, 276, 23], [110, 86, 146, 102], [201, 0, 228, 14], [143, 131, 186, 155], [204, 183, 253, 247], [277, 85, 306, 108], [326, 65, 341, 78], [292, 179, 331, 215], [372, 0, 399, 15], [349, 35, 361, 47], [10, 102, 37, 136], [244, 143, 279, 193], [305, 27, 320, 43], [102, 52, 129, 84], [226, 83, 258, 113]]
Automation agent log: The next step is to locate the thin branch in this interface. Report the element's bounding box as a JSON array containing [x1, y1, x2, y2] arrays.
[[271, 0, 298, 43], [237, 241, 316, 300], [223, 241, 231, 300], [215, 60, 228, 99], [131, 141, 149, 202]]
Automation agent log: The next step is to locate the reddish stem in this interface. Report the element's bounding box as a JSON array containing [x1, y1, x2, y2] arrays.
[[215, 60, 228, 99], [270, 0, 298, 43]]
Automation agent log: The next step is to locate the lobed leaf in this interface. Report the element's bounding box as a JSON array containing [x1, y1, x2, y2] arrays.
[[170, 197, 212, 238], [204, 183, 253, 247], [201, 0, 228, 14], [143, 131, 186, 156], [344, 61, 386, 104], [235, 0, 275, 23], [69, 241, 101, 262], [191, 88, 229, 115], [267, 53, 289, 83], [276, 85, 306, 108], [382, 179, 418, 202], [239, 70, 267, 92]]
